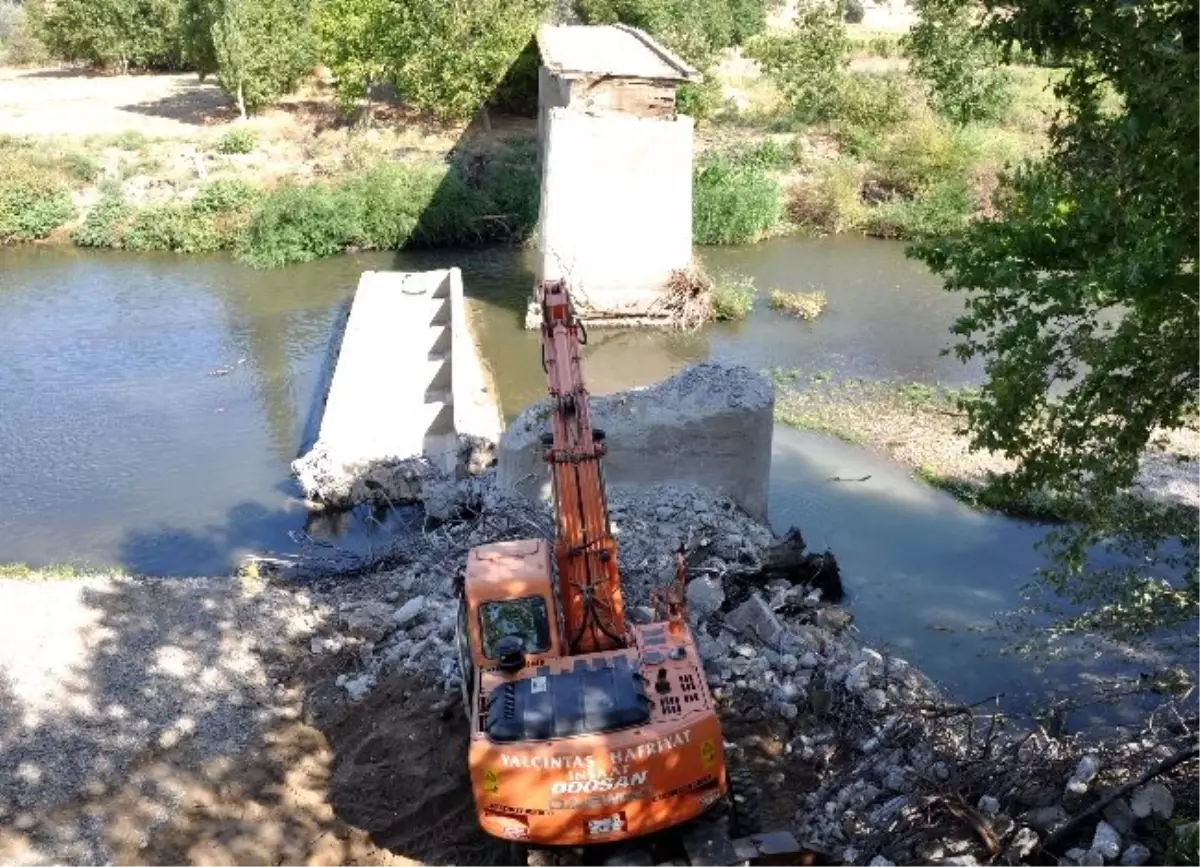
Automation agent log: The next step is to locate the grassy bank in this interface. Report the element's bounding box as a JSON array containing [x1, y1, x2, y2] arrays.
[[695, 28, 1062, 245], [1, 128, 540, 266], [0, 27, 1060, 263]]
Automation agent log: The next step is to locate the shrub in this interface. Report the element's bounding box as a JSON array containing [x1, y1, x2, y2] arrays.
[[0, 176, 74, 242], [237, 182, 355, 267], [71, 185, 132, 247], [114, 130, 148, 151], [864, 178, 974, 239], [64, 152, 101, 184], [212, 0, 314, 117], [831, 73, 913, 141], [193, 178, 261, 213], [710, 273, 756, 321], [124, 203, 225, 253], [693, 150, 782, 244], [236, 145, 540, 267], [860, 113, 978, 193], [769, 288, 827, 319], [903, 0, 1013, 126], [786, 160, 867, 234], [745, 6, 849, 123], [0, 0, 48, 64], [216, 127, 258, 154], [843, 0, 864, 24], [29, 0, 188, 71]]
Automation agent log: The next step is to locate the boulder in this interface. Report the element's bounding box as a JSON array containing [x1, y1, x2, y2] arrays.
[[341, 602, 395, 642], [685, 575, 725, 621], [392, 595, 427, 628], [1091, 821, 1122, 861], [1130, 782, 1174, 820], [725, 593, 785, 647]]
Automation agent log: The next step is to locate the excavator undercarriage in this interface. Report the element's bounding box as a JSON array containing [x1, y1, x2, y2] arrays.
[[455, 280, 813, 865]]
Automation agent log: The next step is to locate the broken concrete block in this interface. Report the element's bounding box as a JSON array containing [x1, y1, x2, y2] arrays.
[[685, 575, 725, 621], [497, 363, 774, 521], [725, 593, 785, 647]]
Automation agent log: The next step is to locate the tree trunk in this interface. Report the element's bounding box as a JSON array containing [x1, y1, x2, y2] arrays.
[[236, 81, 246, 120]]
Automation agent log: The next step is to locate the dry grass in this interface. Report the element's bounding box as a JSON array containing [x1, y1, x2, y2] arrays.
[[662, 266, 715, 330], [769, 288, 827, 319]]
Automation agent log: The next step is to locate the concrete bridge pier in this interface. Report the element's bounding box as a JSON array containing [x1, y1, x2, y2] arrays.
[[528, 24, 700, 326]]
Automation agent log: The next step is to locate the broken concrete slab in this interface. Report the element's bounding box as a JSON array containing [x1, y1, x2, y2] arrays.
[[293, 268, 501, 510], [725, 593, 785, 648], [497, 362, 773, 521]]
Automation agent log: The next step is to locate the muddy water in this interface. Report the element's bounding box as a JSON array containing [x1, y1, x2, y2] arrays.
[[1, 238, 1113, 719]]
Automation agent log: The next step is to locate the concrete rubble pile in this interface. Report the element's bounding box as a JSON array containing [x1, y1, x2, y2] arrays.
[[313, 470, 1197, 866]]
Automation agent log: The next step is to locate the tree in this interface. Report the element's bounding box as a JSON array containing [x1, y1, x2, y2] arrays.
[[211, 0, 312, 117], [312, 0, 389, 113], [29, 0, 187, 71], [744, 3, 849, 122], [903, 0, 1012, 125], [316, 0, 546, 123], [911, 0, 1199, 646]]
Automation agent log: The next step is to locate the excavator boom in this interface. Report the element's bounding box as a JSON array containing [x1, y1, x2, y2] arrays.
[[538, 280, 628, 655]]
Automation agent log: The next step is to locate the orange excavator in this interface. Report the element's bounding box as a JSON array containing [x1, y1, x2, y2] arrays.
[[455, 281, 799, 863]]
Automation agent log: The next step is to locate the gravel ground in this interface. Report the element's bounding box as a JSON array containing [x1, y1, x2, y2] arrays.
[[0, 574, 355, 866]]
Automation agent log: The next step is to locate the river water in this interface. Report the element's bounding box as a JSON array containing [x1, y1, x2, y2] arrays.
[[0, 240, 1163, 725]]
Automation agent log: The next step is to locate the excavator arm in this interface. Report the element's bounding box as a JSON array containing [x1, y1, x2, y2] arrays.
[[538, 280, 628, 655]]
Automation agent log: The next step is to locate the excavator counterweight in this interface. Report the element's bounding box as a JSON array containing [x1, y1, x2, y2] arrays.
[[454, 280, 801, 862]]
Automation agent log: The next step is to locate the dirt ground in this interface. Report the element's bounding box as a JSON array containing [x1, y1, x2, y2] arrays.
[[0, 68, 236, 138]]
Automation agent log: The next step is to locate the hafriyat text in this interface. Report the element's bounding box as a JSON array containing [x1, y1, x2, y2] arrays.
[[498, 729, 692, 773]]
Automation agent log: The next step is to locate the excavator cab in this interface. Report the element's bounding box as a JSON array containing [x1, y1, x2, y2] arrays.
[[456, 281, 758, 854]]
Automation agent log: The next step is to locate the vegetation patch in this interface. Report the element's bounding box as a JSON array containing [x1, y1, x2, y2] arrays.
[[216, 127, 258, 155], [0, 138, 78, 243], [693, 148, 782, 244], [237, 145, 539, 267], [709, 272, 756, 321], [768, 288, 827, 320]]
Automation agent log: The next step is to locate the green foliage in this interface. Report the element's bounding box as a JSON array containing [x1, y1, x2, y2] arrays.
[[216, 127, 257, 154], [911, 0, 1200, 645], [114, 129, 148, 151], [0, 0, 48, 64], [693, 148, 782, 245], [676, 77, 724, 120], [64, 152, 101, 183], [865, 178, 974, 239], [71, 184, 132, 247], [237, 147, 540, 267], [830, 72, 913, 140], [311, 0, 389, 111], [904, 0, 1013, 126], [843, 0, 864, 24], [180, 0, 218, 76], [71, 177, 260, 251], [318, 0, 545, 121], [0, 139, 76, 241], [575, 0, 769, 65], [192, 178, 260, 213], [786, 160, 867, 234], [123, 202, 222, 252], [710, 273, 756, 320], [0, 169, 74, 243], [745, 5, 850, 122], [29, 0, 188, 71], [211, 0, 313, 116]]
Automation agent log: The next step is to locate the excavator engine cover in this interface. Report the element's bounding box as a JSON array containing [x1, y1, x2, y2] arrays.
[[487, 659, 651, 743]]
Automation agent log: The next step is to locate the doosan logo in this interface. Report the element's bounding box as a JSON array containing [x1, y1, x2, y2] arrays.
[[550, 771, 648, 795]]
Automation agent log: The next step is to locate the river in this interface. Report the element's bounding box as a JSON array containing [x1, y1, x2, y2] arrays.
[[0, 240, 1165, 727]]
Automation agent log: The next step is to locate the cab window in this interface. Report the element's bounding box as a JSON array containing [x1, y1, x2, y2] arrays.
[[479, 596, 551, 660]]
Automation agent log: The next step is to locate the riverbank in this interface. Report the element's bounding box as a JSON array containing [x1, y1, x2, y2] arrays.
[[773, 373, 1200, 520], [1, 29, 1060, 268], [2, 476, 1195, 866]]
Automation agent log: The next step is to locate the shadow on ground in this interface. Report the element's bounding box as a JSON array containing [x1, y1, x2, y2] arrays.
[[117, 78, 235, 127], [0, 560, 508, 865]]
